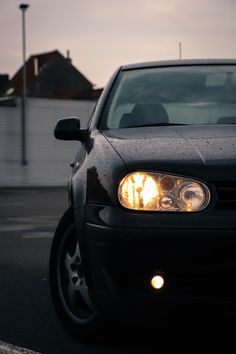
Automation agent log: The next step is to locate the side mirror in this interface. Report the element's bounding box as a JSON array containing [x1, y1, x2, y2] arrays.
[[54, 117, 88, 141]]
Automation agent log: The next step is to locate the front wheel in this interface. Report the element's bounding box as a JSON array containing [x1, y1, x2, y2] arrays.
[[49, 207, 107, 342]]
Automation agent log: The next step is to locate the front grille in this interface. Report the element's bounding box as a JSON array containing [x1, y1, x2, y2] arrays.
[[170, 267, 236, 298], [214, 181, 236, 210]]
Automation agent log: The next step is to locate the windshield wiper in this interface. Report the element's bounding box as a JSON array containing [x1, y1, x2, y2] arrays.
[[124, 123, 188, 128]]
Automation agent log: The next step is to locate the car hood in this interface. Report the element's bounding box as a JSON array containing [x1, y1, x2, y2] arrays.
[[103, 125, 236, 180]]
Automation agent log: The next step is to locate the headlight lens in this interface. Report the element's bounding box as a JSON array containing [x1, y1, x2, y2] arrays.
[[118, 172, 210, 212]]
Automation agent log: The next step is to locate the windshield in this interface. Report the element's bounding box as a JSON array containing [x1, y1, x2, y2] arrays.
[[100, 65, 236, 129]]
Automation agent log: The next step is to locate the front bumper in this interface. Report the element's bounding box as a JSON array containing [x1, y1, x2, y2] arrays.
[[78, 205, 236, 313]]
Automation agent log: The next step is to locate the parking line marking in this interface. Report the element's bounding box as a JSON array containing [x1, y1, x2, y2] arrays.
[[0, 341, 41, 354], [22, 232, 53, 239], [0, 202, 24, 207], [0, 225, 34, 232]]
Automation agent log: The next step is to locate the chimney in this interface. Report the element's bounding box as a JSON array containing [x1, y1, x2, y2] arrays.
[[34, 58, 39, 76], [0, 74, 9, 91], [66, 50, 72, 64]]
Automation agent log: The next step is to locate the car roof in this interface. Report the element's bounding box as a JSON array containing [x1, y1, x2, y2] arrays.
[[122, 59, 236, 71]]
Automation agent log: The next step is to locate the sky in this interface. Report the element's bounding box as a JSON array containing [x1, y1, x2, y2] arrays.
[[1, 0, 236, 87]]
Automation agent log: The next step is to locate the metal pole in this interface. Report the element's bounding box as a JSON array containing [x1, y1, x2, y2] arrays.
[[179, 42, 182, 60], [19, 4, 29, 165]]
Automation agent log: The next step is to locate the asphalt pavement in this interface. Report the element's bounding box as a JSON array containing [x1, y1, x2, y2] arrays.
[[0, 188, 235, 354]]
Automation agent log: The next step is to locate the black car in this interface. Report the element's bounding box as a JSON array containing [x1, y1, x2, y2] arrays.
[[50, 59, 236, 341]]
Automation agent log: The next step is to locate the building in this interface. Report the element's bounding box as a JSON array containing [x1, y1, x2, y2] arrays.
[[0, 97, 96, 187], [1, 50, 102, 101], [0, 50, 101, 187]]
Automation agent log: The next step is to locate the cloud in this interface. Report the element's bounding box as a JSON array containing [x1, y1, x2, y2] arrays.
[[1, 0, 236, 86]]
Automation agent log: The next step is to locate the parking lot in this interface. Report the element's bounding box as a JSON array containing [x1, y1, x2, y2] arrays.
[[0, 188, 235, 354]]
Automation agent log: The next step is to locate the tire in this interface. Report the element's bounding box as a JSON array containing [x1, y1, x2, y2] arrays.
[[49, 207, 107, 343]]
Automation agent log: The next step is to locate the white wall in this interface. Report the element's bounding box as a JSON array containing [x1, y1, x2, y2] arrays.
[[0, 97, 96, 187]]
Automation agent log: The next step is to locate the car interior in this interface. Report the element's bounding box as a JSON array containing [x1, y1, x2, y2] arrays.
[[119, 102, 169, 128]]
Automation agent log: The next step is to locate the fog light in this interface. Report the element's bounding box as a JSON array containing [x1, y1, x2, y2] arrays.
[[151, 275, 164, 290]]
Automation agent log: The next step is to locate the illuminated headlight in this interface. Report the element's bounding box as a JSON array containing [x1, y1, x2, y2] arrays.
[[118, 172, 210, 212]]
